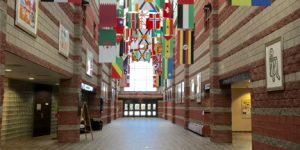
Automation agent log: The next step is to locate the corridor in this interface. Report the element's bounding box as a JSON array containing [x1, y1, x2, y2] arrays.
[[2, 118, 251, 150]]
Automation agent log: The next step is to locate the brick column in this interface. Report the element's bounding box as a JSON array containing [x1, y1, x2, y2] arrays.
[[184, 64, 190, 129], [164, 80, 168, 120], [0, 0, 7, 142], [57, 5, 83, 143], [97, 63, 103, 119], [209, 0, 232, 143], [88, 90, 100, 120], [107, 65, 112, 124]]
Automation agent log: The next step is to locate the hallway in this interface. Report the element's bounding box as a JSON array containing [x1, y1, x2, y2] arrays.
[[2, 118, 251, 150]]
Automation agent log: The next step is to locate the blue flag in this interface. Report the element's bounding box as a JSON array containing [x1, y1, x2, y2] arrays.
[[167, 58, 173, 79]]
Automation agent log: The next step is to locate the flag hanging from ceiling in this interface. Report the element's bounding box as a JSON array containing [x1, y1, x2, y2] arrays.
[[153, 73, 161, 87], [138, 0, 158, 12], [163, 2, 172, 18], [117, 0, 125, 16], [167, 58, 173, 79], [119, 38, 125, 56], [41, 0, 81, 4], [112, 57, 123, 79], [162, 37, 173, 58], [123, 55, 129, 74], [126, 12, 140, 29], [161, 57, 168, 82], [177, 30, 194, 64], [99, 4, 117, 28], [231, 0, 271, 6], [155, 0, 164, 9], [99, 45, 119, 63], [132, 50, 151, 62], [115, 17, 124, 34], [163, 18, 173, 40], [178, 0, 194, 4], [177, 4, 194, 29], [146, 13, 161, 30], [138, 29, 151, 45], [98, 29, 116, 46]]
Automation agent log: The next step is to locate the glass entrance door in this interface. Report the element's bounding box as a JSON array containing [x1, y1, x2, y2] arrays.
[[123, 100, 157, 117]]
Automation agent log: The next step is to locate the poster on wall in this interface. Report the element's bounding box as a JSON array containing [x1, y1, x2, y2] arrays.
[[196, 72, 202, 103], [59, 24, 70, 57], [86, 50, 93, 76], [190, 79, 195, 100], [241, 99, 251, 119], [15, 0, 39, 36], [265, 38, 284, 91]]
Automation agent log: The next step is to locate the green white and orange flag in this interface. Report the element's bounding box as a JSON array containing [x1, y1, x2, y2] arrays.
[[112, 57, 123, 79], [177, 30, 194, 64]]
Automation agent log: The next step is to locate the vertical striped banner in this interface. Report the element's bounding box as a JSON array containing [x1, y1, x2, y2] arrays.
[[112, 57, 123, 79]]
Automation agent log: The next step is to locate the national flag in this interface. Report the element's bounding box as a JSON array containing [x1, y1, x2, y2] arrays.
[[116, 34, 123, 44], [162, 37, 173, 58], [116, 0, 125, 16], [177, 30, 194, 64], [123, 56, 129, 74], [178, 4, 194, 29], [132, 50, 151, 62], [167, 58, 173, 79], [115, 17, 124, 34], [155, 0, 164, 8], [163, 2, 172, 18], [138, 29, 151, 45], [112, 57, 123, 79], [41, 0, 81, 4], [99, 4, 117, 28], [139, 0, 158, 12], [126, 12, 140, 29], [119, 38, 125, 56], [178, 0, 194, 4], [155, 43, 162, 54], [146, 13, 161, 30], [153, 74, 160, 87], [163, 18, 173, 40], [99, 45, 119, 63], [98, 29, 116, 46], [161, 57, 168, 82], [231, 0, 271, 6]]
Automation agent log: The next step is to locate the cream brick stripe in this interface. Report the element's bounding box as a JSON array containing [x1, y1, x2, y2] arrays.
[[253, 133, 300, 150], [0, 64, 4, 75], [251, 71, 300, 88], [188, 119, 210, 126], [175, 115, 185, 120], [58, 125, 80, 131], [252, 108, 300, 116], [59, 106, 78, 112], [210, 125, 231, 131]]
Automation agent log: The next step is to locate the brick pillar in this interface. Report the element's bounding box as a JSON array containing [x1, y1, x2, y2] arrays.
[[209, 0, 232, 143], [97, 63, 103, 119], [164, 80, 168, 120], [58, 77, 81, 143], [184, 64, 190, 129], [88, 89, 100, 120], [0, 0, 7, 142], [107, 65, 112, 124], [113, 89, 117, 120]]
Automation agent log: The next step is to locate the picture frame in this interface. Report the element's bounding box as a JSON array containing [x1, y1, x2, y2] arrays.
[[15, 0, 39, 36], [190, 79, 195, 100], [265, 37, 284, 91], [196, 72, 202, 103], [241, 98, 251, 119], [59, 24, 70, 57]]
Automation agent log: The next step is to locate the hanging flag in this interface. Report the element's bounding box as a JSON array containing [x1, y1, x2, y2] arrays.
[[126, 12, 140, 29], [177, 4, 194, 29], [98, 29, 116, 46], [146, 13, 161, 30], [99, 4, 117, 28], [139, 0, 158, 12], [155, 43, 162, 54], [116, 0, 125, 16], [119, 38, 125, 56], [161, 57, 168, 82], [123, 55, 129, 74], [41, 0, 81, 4], [163, 2, 172, 18], [167, 58, 173, 79], [132, 50, 151, 62], [115, 17, 124, 34], [162, 37, 173, 58], [163, 18, 173, 40], [177, 30, 194, 64], [112, 57, 123, 79], [138, 29, 151, 45], [116, 34, 123, 44], [155, 0, 164, 8], [99, 45, 119, 63], [178, 0, 194, 4], [232, 0, 271, 6]]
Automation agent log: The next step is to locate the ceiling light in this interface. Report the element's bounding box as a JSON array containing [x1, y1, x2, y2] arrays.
[[55, 83, 60, 86], [28, 77, 35, 80], [5, 69, 12, 72]]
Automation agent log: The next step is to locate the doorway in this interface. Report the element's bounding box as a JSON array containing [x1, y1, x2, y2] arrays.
[[33, 84, 52, 137], [123, 100, 157, 117], [231, 80, 252, 147]]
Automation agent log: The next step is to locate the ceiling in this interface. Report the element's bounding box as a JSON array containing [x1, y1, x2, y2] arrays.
[[4, 52, 67, 86]]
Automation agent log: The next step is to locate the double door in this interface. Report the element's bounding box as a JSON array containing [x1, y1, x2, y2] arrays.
[[124, 100, 157, 117]]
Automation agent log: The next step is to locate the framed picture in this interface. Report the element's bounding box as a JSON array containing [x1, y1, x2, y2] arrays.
[[241, 99, 251, 119], [59, 24, 70, 57], [190, 79, 195, 100], [265, 38, 284, 91], [15, 0, 39, 36], [86, 50, 93, 76], [196, 72, 202, 103]]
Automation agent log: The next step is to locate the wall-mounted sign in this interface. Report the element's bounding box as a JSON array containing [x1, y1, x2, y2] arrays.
[[15, 0, 39, 36], [204, 83, 210, 90], [81, 83, 94, 92], [59, 24, 70, 57], [265, 38, 284, 91]]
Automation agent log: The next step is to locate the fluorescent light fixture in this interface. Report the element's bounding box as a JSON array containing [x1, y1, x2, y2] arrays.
[[5, 69, 12, 72], [28, 77, 34, 80]]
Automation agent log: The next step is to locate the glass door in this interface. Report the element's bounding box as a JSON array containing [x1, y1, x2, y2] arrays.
[[123, 100, 157, 117]]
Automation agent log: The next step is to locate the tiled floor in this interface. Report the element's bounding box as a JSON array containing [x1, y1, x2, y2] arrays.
[[1, 118, 252, 150]]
